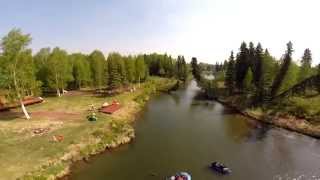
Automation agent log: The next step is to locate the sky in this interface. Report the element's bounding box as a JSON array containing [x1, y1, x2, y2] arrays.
[[0, 0, 320, 65]]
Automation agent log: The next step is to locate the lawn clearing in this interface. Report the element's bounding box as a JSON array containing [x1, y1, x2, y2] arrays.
[[0, 77, 176, 180]]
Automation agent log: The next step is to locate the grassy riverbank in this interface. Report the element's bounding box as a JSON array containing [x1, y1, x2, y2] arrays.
[[216, 94, 320, 138], [0, 77, 176, 180]]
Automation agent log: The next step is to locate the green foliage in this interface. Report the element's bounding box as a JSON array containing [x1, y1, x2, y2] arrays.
[[298, 48, 313, 82], [243, 67, 253, 91], [175, 55, 188, 81], [199, 79, 218, 99], [271, 41, 293, 97], [144, 53, 175, 78], [70, 53, 92, 89], [278, 61, 300, 94], [225, 51, 235, 93], [135, 55, 147, 84], [124, 56, 136, 83], [235, 42, 249, 90], [0, 28, 40, 100], [88, 50, 107, 89], [252, 43, 263, 89], [33, 48, 51, 88], [47, 47, 73, 95], [260, 50, 279, 102], [191, 57, 201, 81], [107, 53, 123, 89]]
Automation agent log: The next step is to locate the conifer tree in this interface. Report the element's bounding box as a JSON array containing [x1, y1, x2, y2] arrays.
[[225, 51, 235, 94], [298, 48, 312, 82], [107, 53, 123, 89], [191, 57, 201, 81], [235, 42, 249, 90], [243, 67, 253, 91]]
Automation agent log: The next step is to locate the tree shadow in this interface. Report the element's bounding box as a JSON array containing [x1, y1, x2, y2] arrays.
[[0, 110, 23, 121]]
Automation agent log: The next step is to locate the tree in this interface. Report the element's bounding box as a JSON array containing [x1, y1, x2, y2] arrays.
[[135, 55, 147, 87], [88, 50, 106, 90], [243, 67, 253, 91], [33, 48, 51, 88], [176, 55, 188, 81], [225, 51, 235, 94], [298, 48, 312, 82], [261, 49, 278, 102], [271, 41, 293, 97], [70, 53, 91, 89], [107, 53, 123, 89], [124, 56, 136, 83], [47, 47, 73, 96], [279, 61, 300, 94], [253, 43, 263, 88], [235, 42, 249, 90], [0, 29, 40, 119], [252, 43, 264, 103], [191, 57, 201, 81]]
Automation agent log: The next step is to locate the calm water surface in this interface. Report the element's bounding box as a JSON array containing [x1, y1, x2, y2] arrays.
[[70, 81, 320, 180]]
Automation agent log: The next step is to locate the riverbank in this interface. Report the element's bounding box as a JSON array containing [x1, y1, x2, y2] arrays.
[[215, 95, 320, 138], [0, 77, 177, 180]]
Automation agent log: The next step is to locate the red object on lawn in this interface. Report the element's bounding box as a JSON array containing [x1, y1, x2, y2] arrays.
[[100, 101, 121, 114]]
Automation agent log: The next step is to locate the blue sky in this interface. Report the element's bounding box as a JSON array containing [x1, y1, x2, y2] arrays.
[[1, 0, 320, 64]]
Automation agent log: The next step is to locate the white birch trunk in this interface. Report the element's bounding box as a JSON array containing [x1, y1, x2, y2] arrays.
[[138, 76, 141, 88], [57, 89, 61, 97], [20, 99, 30, 120]]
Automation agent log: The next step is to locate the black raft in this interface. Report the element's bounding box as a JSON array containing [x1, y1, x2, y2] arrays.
[[210, 162, 231, 175]]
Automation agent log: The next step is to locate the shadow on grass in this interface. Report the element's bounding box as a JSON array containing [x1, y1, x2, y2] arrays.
[[0, 110, 23, 121]]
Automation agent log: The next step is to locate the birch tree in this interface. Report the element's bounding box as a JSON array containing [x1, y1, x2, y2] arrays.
[[0, 29, 40, 119]]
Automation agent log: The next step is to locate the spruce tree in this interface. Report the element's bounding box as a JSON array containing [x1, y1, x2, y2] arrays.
[[243, 67, 253, 91], [235, 42, 249, 91], [261, 49, 277, 103], [271, 41, 293, 97], [107, 53, 122, 89], [191, 57, 201, 81], [298, 48, 312, 82], [225, 51, 235, 94]]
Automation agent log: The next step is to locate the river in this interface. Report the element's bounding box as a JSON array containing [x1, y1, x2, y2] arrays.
[[69, 80, 320, 180]]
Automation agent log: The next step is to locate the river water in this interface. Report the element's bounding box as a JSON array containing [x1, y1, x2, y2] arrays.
[[70, 81, 320, 180]]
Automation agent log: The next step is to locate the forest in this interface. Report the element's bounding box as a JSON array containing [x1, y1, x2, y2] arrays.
[[192, 41, 320, 124], [0, 29, 188, 119]]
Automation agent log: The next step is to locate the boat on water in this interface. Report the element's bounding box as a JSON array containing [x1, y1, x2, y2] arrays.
[[168, 172, 191, 180], [210, 162, 231, 175]]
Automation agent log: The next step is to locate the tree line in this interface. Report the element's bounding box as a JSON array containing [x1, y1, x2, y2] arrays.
[[191, 41, 320, 104], [0, 28, 189, 119]]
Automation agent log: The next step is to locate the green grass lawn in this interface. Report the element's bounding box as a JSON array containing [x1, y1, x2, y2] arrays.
[[0, 77, 176, 180]]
